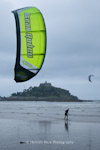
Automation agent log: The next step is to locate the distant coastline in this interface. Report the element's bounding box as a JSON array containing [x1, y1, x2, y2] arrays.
[[0, 81, 91, 102], [0, 96, 84, 102]]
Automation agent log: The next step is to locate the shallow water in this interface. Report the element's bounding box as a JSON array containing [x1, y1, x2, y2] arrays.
[[0, 101, 100, 122], [0, 119, 100, 150], [0, 101, 100, 150]]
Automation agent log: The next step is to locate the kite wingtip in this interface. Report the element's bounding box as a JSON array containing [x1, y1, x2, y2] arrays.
[[11, 10, 15, 14]]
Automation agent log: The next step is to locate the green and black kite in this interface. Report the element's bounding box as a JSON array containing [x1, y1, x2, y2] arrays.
[[12, 7, 46, 82]]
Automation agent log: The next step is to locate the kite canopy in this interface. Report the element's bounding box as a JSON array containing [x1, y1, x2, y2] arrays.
[[88, 75, 94, 82], [12, 7, 46, 82]]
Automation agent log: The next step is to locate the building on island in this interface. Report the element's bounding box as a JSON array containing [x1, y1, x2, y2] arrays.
[[40, 81, 52, 87]]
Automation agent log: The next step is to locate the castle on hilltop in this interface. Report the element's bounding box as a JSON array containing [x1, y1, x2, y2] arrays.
[[39, 81, 52, 87]]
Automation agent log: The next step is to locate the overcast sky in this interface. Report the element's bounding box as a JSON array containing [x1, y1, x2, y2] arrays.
[[0, 0, 100, 100]]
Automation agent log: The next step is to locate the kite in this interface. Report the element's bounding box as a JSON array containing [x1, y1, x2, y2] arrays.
[[12, 7, 46, 82], [88, 75, 94, 82]]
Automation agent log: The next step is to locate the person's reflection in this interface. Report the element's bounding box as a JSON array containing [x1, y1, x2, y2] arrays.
[[65, 120, 69, 132]]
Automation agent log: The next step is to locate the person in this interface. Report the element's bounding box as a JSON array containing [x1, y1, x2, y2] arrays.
[[64, 108, 69, 120]]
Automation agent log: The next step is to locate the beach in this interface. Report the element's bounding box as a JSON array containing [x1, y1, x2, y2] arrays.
[[0, 101, 100, 150]]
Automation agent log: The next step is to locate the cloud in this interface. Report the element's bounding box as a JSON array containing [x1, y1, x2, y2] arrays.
[[0, 0, 100, 99]]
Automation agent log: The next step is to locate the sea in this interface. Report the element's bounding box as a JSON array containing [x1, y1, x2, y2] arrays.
[[0, 100, 100, 122], [0, 101, 100, 150]]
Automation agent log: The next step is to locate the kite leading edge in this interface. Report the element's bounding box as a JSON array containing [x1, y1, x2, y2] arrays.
[[12, 7, 46, 82]]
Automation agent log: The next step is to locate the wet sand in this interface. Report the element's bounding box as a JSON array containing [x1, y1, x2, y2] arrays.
[[0, 101, 100, 150], [0, 119, 100, 150]]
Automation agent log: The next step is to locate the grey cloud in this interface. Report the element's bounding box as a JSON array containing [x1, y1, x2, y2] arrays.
[[0, 0, 100, 99]]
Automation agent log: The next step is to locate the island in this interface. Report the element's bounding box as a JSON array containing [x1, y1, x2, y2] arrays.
[[0, 81, 83, 102]]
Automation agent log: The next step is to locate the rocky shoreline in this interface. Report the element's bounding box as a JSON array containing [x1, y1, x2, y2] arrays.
[[0, 96, 84, 102]]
